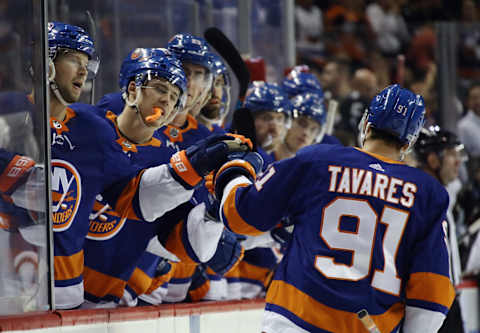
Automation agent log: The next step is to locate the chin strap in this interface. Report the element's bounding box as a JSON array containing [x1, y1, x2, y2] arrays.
[[48, 59, 70, 106], [123, 87, 157, 128]]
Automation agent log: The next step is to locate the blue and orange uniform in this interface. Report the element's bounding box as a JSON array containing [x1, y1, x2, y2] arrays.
[[220, 143, 455, 332]]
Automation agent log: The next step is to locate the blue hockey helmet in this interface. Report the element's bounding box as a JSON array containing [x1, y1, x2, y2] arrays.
[[244, 81, 292, 118], [167, 33, 215, 72], [282, 66, 324, 98], [210, 53, 231, 85], [361, 84, 425, 149], [291, 93, 327, 126], [48, 22, 99, 77], [118, 47, 187, 110]]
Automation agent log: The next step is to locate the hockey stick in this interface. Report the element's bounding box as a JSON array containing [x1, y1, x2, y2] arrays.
[[325, 99, 338, 135], [204, 27, 250, 100], [85, 10, 96, 105], [460, 217, 480, 244]]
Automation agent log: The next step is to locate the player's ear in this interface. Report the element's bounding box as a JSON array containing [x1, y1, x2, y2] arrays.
[[127, 81, 137, 102], [426, 152, 440, 170]]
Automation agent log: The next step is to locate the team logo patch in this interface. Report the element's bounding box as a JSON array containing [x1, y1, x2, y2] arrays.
[[51, 160, 81, 232], [86, 200, 126, 240]]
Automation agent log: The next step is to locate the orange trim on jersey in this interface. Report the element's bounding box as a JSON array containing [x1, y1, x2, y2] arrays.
[[224, 262, 240, 279], [163, 115, 199, 143], [0, 155, 35, 193], [114, 170, 145, 220], [222, 184, 264, 236], [216, 160, 256, 182], [267, 280, 404, 333], [164, 221, 196, 264], [83, 266, 126, 298], [170, 150, 202, 187], [0, 212, 13, 229], [54, 250, 84, 281], [188, 279, 210, 302], [127, 267, 153, 296], [146, 263, 175, 294], [106, 111, 161, 151], [354, 148, 405, 165], [405, 272, 455, 308], [238, 260, 272, 287], [50, 107, 76, 134], [225, 246, 244, 275], [171, 262, 197, 280]]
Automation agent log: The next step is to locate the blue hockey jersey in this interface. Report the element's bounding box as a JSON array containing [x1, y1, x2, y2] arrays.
[[50, 104, 143, 309], [82, 110, 179, 304], [220, 144, 455, 333]]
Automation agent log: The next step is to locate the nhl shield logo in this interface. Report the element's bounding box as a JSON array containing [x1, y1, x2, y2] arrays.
[[169, 127, 179, 138], [51, 159, 81, 232]]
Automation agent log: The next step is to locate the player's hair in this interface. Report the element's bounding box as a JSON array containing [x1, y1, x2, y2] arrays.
[[368, 127, 405, 150]]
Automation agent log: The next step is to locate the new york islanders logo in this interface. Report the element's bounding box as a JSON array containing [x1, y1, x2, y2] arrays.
[[86, 198, 126, 241], [51, 160, 81, 232]]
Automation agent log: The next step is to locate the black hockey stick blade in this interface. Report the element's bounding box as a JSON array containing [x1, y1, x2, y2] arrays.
[[204, 27, 250, 100], [230, 107, 257, 151]]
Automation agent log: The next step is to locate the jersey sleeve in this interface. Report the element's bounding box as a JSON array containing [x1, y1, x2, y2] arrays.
[[219, 155, 306, 236], [96, 118, 193, 222], [403, 187, 455, 332]]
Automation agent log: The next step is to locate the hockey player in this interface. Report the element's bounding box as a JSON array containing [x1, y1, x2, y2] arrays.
[[197, 53, 231, 134], [273, 93, 327, 160], [243, 81, 292, 165], [215, 84, 455, 332], [414, 126, 465, 333], [94, 37, 244, 305], [282, 66, 341, 146], [82, 47, 188, 307], [1, 22, 249, 309]]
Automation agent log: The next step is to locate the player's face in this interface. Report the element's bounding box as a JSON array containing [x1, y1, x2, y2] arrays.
[[203, 75, 225, 119], [320, 63, 338, 90], [254, 111, 286, 148], [285, 116, 321, 152], [439, 147, 461, 185], [140, 78, 181, 128], [183, 62, 209, 110], [53, 50, 89, 103]]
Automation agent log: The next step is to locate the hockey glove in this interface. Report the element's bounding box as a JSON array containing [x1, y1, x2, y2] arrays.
[[0, 149, 35, 195], [169, 134, 251, 189], [214, 151, 263, 201], [206, 229, 244, 275], [187, 264, 211, 302]]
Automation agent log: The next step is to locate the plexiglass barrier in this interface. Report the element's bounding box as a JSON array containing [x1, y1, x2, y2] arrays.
[[0, 0, 51, 315]]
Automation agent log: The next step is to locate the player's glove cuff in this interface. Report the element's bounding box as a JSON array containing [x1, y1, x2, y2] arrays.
[[0, 153, 36, 195], [169, 150, 203, 189], [214, 152, 263, 201], [169, 134, 252, 190]]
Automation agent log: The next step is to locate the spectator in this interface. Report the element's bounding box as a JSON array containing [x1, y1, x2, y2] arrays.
[[366, 0, 410, 56], [458, 82, 480, 157], [338, 68, 378, 143], [295, 0, 324, 56]]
